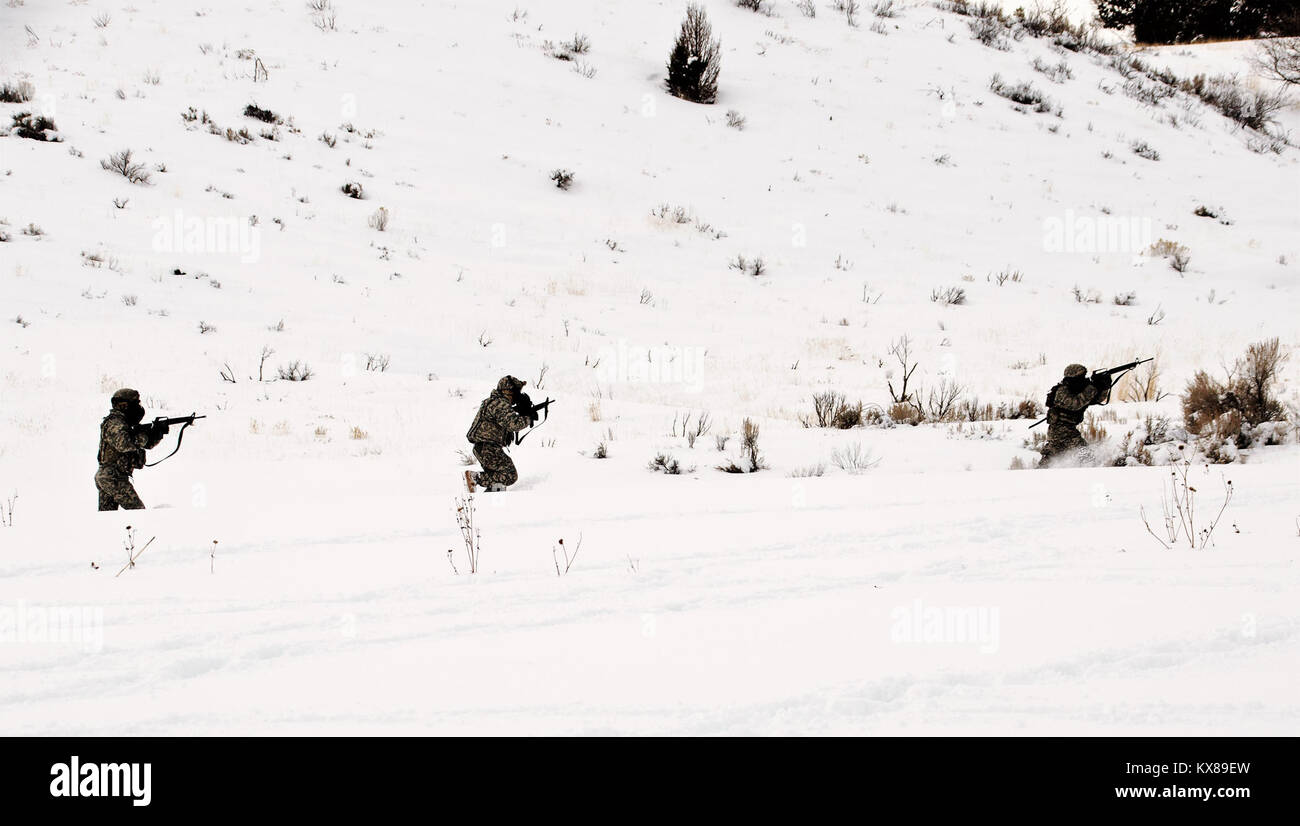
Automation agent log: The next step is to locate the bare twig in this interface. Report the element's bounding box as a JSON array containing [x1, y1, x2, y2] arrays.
[[453, 495, 480, 573], [115, 535, 156, 577], [552, 534, 583, 576], [0, 492, 15, 527], [1139, 505, 1170, 550]]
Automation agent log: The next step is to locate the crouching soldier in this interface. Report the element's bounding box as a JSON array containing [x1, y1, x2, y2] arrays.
[[465, 375, 533, 492], [96, 388, 168, 510], [1040, 364, 1111, 467]]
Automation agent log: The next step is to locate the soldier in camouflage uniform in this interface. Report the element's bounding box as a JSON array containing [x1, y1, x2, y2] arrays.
[[1040, 364, 1112, 467], [465, 375, 533, 492], [96, 388, 168, 510]]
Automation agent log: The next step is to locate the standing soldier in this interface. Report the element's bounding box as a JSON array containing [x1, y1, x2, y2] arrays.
[[1040, 364, 1112, 467], [96, 388, 168, 510], [465, 375, 533, 492]]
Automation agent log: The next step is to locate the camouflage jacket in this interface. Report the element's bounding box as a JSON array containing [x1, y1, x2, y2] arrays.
[[98, 410, 164, 475], [466, 390, 530, 446], [1045, 381, 1102, 428]]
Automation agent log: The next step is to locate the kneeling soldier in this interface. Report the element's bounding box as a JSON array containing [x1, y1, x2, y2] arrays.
[[465, 375, 532, 492], [1041, 364, 1111, 467]]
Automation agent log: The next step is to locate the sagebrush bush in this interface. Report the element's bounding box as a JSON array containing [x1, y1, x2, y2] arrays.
[[243, 103, 280, 123], [1031, 57, 1074, 83], [277, 361, 314, 381], [801, 391, 867, 429], [1149, 238, 1189, 272], [564, 33, 591, 55], [989, 74, 1054, 113], [719, 419, 766, 473], [1182, 338, 1288, 442], [889, 402, 922, 425], [648, 453, 688, 474], [789, 463, 826, 477], [931, 286, 966, 306], [1183, 372, 1230, 435], [1131, 139, 1160, 161], [11, 112, 60, 141], [1014, 3, 1071, 36], [1236, 338, 1288, 425], [1184, 74, 1290, 132], [0, 81, 34, 103], [666, 3, 721, 105], [100, 149, 150, 184], [831, 442, 878, 474], [954, 398, 1040, 421], [741, 418, 764, 471], [550, 169, 574, 190], [968, 16, 1011, 50]]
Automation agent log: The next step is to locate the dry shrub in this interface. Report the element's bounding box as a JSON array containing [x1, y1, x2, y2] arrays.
[[1182, 339, 1289, 456], [801, 391, 866, 429], [1236, 338, 1288, 425], [925, 377, 965, 421], [1184, 338, 1288, 434], [1082, 412, 1108, 442], [1118, 359, 1164, 403], [1183, 371, 1231, 435], [831, 442, 878, 474], [649, 453, 686, 474], [741, 418, 764, 471], [889, 402, 922, 425], [956, 398, 1041, 421]]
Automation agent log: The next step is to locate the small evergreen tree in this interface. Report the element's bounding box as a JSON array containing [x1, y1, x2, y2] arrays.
[[1097, 0, 1298, 44], [666, 3, 721, 104]]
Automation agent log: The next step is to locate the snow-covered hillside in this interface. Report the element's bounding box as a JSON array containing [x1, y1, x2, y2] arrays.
[[0, 0, 1296, 735]]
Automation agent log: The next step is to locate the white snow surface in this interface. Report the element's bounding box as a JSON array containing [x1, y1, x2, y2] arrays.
[[0, 1, 1297, 735]]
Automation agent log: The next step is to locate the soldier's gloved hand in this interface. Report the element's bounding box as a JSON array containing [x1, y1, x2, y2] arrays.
[[1093, 373, 1113, 391]]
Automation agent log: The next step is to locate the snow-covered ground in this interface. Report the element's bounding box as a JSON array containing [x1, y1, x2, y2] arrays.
[[0, 0, 1296, 735]]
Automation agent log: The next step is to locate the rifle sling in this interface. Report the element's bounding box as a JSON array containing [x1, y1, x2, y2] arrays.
[[144, 419, 194, 467], [1095, 366, 1137, 406], [513, 403, 550, 446]]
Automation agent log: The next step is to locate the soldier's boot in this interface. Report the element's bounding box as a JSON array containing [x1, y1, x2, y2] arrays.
[[464, 470, 477, 493]]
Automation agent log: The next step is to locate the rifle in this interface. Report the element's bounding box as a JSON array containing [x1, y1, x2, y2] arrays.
[[512, 393, 554, 445], [137, 414, 206, 466], [1028, 358, 1152, 429]]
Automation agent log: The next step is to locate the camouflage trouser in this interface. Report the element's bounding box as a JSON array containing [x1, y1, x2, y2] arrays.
[[95, 468, 145, 511], [472, 443, 517, 490], [1040, 423, 1094, 467]]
